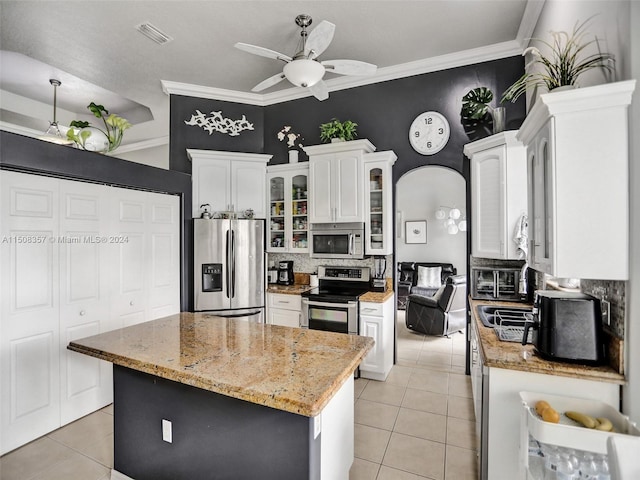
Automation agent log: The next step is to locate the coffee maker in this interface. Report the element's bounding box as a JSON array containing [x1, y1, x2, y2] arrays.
[[277, 261, 294, 285]]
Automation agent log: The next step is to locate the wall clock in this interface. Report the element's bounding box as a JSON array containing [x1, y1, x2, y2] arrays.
[[408, 111, 450, 155]]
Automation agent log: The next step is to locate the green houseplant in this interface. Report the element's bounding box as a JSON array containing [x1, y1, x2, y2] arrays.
[[319, 118, 358, 143], [67, 102, 132, 153], [501, 18, 615, 103], [461, 87, 506, 134]]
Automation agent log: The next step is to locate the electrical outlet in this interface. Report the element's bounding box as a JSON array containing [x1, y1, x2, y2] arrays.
[[162, 419, 172, 443], [601, 300, 611, 326]]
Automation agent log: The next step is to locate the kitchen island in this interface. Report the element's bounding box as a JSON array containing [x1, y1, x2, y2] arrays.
[[68, 312, 373, 480]]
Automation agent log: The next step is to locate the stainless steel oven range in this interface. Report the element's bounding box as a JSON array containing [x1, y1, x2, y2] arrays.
[[301, 266, 371, 335]]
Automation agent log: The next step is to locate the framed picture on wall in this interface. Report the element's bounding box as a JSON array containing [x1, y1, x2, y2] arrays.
[[405, 220, 427, 244]]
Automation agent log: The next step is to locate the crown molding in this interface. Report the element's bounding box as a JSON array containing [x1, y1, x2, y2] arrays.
[[517, 0, 546, 49], [115, 136, 169, 154], [161, 40, 524, 107]]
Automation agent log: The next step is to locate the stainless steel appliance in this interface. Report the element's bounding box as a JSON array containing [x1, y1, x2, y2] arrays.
[[471, 266, 525, 301], [522, 290, 605, 364], [310, 222, 365, 259], [371, 256, 386, 292], [194, 218, 265, 322], [301, 266, 371, 334], [277, 260, 294, 285]]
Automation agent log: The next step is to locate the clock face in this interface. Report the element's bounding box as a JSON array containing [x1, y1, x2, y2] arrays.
[[409, 111, 450, 155]]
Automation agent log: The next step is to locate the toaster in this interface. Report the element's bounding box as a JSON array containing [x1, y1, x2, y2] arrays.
[[522, 291, 605, 364]]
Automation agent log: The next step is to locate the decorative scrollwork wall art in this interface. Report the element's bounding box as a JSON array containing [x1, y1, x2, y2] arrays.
[[184, 110, 254, 136]]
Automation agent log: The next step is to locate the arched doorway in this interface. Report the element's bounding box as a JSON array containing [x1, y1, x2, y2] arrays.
[[394, 165, 468, 372]]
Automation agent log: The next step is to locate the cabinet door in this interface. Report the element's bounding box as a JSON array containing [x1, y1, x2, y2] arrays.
[[529, 122, 554, 273], [268, 308, 301, 328], [333, 153, 363, 222], [364, 159, 393, 254], [192, 158, 231, 217], [471, 146, 506, 259], [231, 160, 266, 218], [267, 174, 286, 252], [309, 154, 334, 223], [147, 191, 181, 320], [359, 315, 382, 372], [58, 179, 112, 425], [290, 173, 309, 252], [0, 171, 61, 455]]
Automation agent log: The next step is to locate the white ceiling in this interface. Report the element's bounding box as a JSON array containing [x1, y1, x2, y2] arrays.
[[0, 0, 541, 149]]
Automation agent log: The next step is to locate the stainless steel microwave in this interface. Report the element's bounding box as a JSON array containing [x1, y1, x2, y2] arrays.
[[310, 223, 365, 259]]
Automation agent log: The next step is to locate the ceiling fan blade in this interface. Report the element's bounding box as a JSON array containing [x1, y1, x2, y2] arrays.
[[304, 21, 336, 58], [251, 72, 287, 92], [309, 80, 329, 101], [235, 43, 292, 62], [321, 59, 377, 76]]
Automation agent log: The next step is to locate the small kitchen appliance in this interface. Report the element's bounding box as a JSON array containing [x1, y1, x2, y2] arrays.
[[267, 261, 278, 284], [277, 260, 294, 285], [371, 256, 387, 292], [471, 266, 526, 301], [522, 290, 605, 364], [310, 222, 365, 259]]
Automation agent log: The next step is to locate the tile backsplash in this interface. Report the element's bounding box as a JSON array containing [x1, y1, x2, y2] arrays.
[[268, 253, 393, 278]]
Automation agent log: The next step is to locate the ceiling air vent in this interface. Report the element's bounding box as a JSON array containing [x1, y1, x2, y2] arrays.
[[135, 22, 173, 45]]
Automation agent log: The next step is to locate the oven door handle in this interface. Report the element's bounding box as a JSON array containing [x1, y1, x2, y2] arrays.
[[304, 299, 358, 308]]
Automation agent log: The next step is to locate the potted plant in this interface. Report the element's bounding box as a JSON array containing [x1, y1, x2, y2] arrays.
[[277, 125, 304, 163], [501, 18, 615, 103], [461, 86, 507, 134], [67, 102, 132, 153], [319, 118, 358, 143]]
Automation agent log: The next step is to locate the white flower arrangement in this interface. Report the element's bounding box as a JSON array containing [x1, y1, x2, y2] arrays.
[[277, 125, 303, 149]]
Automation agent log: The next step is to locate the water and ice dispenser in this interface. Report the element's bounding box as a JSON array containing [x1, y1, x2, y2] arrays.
[[202, 263, 223, 292]]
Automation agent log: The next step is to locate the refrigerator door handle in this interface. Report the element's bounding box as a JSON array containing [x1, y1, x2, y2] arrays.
[[225, 230, 231, 299], [230, 229, 236, 299]]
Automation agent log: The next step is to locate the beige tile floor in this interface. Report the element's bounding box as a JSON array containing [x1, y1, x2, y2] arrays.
[[0, 311, 477, 480], [350, 310, 477, 480]]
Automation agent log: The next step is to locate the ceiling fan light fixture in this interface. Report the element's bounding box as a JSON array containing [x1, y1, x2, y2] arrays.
[[283, 59, 325, 88]]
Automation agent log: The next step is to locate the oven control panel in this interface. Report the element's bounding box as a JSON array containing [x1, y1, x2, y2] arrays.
[[319, 266, 370, 282]]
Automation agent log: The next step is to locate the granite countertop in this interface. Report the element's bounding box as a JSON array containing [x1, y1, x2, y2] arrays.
[[267, 284, 313, 295], [68, 313, 373, 417], [470, 298, 625, 384], [360, 278, 394, 303]]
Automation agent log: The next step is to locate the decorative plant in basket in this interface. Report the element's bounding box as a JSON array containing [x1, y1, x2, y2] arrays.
[[319, 118, 358, 143], [501, 18, 615, 103], [67, 102, 132, 153]]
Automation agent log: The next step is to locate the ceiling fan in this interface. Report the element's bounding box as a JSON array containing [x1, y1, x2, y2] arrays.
[[235, 14, 377, 101]]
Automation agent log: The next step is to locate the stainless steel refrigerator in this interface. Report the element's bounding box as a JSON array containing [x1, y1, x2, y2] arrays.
[[194, 218, 265, 321]]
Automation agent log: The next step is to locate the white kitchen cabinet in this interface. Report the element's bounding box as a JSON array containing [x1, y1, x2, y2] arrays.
[[363, 151, 396, 255], [516, 80, 636, 279], [304, 140, 376, 224], [0, 170, 181, 455], [267, 293, 301, 328], [188, 149, 272, 219], [465, 131, 527, 260], [266, 163, 309, 253], [359, 296, 394, 381]]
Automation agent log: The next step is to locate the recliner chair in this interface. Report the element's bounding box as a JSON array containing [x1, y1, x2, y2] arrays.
[[405, 274, 467, 336]]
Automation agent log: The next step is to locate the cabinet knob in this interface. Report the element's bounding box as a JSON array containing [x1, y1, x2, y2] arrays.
[[130, 300, 135, 306], [79, 310, 86, 316]]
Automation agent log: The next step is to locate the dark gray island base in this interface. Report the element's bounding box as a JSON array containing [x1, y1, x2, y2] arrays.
[[68, 313, 372, 480], [113, 365, 320, 480]]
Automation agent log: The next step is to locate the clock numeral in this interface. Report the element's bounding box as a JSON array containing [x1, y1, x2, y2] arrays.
[[438, 128, 444, 135], [424, 117, 433, 125], [427, 141, 432, 148], [414, 131, 420, 138]]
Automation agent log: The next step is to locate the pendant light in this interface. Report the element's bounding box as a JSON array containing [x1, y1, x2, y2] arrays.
[[39, 79, 73, 145]]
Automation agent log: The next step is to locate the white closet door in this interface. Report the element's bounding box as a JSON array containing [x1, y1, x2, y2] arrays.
[[110, 187, 148, 328], [58, 179, 112, 425], [147, 191, 180, 320], [0, 171, 61, 455]]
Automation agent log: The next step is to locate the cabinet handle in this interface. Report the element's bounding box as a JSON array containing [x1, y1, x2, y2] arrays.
[[79, 310, 86, 316], [362, 308, 377, 313], [277, 300, 290, 304]]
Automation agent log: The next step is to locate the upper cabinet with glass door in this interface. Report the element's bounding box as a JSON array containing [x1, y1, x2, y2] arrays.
[[266, 163, 309, 253], [363, 151, 396, 255], [516, 81, 635, 280]]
